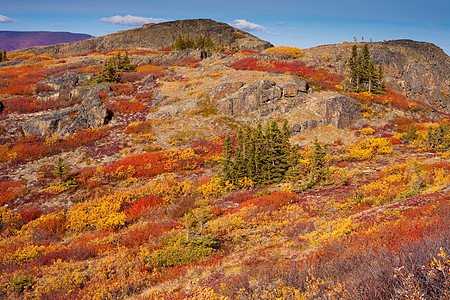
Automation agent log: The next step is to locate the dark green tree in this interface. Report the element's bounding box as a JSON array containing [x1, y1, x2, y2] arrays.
[[221, 134, 234, 182], [309, 139, 329, 185], [53, 157, 70, 181], [346, 44, 384, 94]]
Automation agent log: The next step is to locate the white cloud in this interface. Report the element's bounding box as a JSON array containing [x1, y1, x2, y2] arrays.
[[275, 22, 285, 26], [99, 15, 168, 26], [229, 19, 266, 32], [0, 15, 18, 23]]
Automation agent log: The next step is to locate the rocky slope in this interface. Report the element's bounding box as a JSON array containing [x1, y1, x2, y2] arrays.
[[16, 19, 273, 55], [0, 31, 92, 51], [302, 39, 450, 113]]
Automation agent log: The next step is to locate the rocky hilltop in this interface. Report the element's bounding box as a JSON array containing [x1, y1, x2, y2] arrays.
[[301, 39, 450, 112], [17, 19, 273, 55]]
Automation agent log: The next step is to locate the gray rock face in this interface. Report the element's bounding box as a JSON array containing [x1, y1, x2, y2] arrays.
[[216, 78, 308, 115], [308, 95, 362, 129], [209, 82, 244, 101], [39, 71, 94, 90], [302, 39, 450, 113], [22, 86, 111, 137], [151, 49, 211, 65]]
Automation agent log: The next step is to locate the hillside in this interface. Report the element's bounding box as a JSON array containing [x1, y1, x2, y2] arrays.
[[301, 39, 450, 113], [16, 19, 273, 55], [0, 30, 449, 299], [0, 31, 92, 51]]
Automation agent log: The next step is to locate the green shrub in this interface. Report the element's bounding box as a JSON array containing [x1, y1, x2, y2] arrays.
[[145, 234, 216, 269], [9, 276, 34, 292]]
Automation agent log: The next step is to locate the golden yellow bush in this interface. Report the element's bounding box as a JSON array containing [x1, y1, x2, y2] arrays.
[[359, 127, 375, 135], [263, 46, 304, 59], [344, 138, 392, 160]]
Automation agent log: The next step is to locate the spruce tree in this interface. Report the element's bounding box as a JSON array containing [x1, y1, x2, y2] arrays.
[[346, 44, 384, 94], [0, 51, 3, 62], [231, 128, 246, 182], [53, 157, 69, 181], [309, 139, 329, 185], [221, 134, 233, 182], [3, 50, 6, 61], [347, 44, 358, 89]]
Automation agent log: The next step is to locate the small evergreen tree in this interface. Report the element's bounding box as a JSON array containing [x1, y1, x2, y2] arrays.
[[221, 134, 234, 182], [53, 157, 70, 181], [346, 44, 384, 94], [308, 139, 329, 185]]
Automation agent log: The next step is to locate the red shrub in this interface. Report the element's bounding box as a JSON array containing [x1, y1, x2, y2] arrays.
[[110, 83, 135, 96], [241, 191, 297, 211], [0, 181, 25, 206], [18, 207, 43, 225], [229, 58, 343, 90], [105, 151, 167, 178], [124, 195, 164, 221], [60, 128, 109, 150], [135, 91, 153, 101], [3, 97, 39, 113], [12, 136, 50, 160], [121, 221, 178, 248]]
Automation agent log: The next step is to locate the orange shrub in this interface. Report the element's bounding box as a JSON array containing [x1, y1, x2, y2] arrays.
[[241, 191, 297, 211], [0, 181, 26, 206], [124, 120, 153, 135], [136, 64, 165, 72], [107, 99, 146, 114], [110, 83, 135, 96], [12, 136, 50, 160], [60, 128, 109, 150]]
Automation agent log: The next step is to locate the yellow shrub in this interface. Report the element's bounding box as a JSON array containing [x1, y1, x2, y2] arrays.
[[262, 46, 304, 59], [344, 138, 392, 160], [359, 127, 375, 135]]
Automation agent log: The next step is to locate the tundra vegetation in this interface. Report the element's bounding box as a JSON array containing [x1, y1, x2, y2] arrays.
[[0, 41, 448, 300]]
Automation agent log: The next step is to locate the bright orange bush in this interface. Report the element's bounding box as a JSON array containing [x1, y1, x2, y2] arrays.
[[110, 83, 135, 96], [0, 181, 26, 206], [241, 191, 297, 212]]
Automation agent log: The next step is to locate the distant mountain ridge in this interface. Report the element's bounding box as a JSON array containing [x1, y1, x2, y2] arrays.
[[14, 19, 273, 54], [0, 31, 93, 51]]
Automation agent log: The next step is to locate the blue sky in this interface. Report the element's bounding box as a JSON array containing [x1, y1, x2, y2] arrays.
[[1, 0, 449, 54]]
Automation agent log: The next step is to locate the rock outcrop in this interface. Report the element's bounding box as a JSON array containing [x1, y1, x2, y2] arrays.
[[15, 19, 273, 55], [308, 95, 362, 129], [148, 49, 211, 65], [39, 71, 94, 90], [301, 39, 450, 113], [216, 78, 308, 115], [22, 86, 111, 137]]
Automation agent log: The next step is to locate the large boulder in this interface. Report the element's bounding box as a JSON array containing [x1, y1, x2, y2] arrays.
[[216, 78, 308, 115], [22, 86, 111, 137], [308, 95, 362, 129], [39, 71, 94, 90], [217, 80, 282, 115]]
